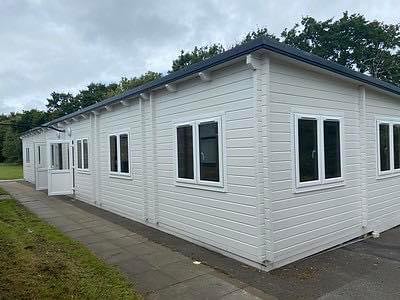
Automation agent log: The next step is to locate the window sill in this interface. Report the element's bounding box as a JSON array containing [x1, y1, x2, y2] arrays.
[[376, 171, 400, 180], [175, 181, 226, 193], [76, 169, 91, 175], [109, 173, 132, 180], [294, 180, 345, 194]]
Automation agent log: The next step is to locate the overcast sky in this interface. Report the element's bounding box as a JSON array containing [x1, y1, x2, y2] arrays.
[[0, 0, 398, 114]]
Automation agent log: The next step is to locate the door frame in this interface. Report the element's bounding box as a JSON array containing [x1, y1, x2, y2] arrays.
[[47, 139, 73, 196]]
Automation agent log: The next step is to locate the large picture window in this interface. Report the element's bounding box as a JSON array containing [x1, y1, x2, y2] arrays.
[[377, 120, 400, 175], [175, 116, 223, 187], [109, 132, 130, 175], [76, 138, 89, 170], [295, 114, 343, 189]]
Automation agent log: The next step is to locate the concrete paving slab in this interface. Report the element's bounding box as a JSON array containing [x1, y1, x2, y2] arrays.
[[118, 258, 158, 276], [128, 269, 177, 294], [108, 235, 146, 248], [141, 249, 187, 268], [159, 259, 214, 282]]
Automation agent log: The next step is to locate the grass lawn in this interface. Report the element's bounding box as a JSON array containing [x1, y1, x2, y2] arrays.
[[0, 163, 23, 180], [0, 187, 140, 299]]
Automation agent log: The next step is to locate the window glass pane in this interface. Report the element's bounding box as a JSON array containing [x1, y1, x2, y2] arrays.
[[38, 146, 41, 165], [77, 140, 82, 169], [298, 118, 319, 182], [199, 121, 219, 182], [120, 134, 129, 173], [379, 123, 390, 171], [83, 139, 89, 169], [394, 125, 400, 169], [109, 135, 118, 172], [324, 120, 341, 179], [177, 125, 194, 179], [26, 148, 30, 163]]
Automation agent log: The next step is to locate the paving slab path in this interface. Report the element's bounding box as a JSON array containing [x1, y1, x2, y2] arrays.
[[0, 181, 271, 300], [3, 181, 400, 299]]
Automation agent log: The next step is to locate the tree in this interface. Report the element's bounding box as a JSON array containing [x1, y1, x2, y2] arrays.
[[109, 71, 162, 96], [171, 44, 225, 72], [281, 12, 400, 85], [241, 28, 278, 44], [46, 92, 77, 119], [2, 127, 21, 162]]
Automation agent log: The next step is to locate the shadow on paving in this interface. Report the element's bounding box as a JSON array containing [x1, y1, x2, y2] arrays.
[[10, 182, 400, 299]]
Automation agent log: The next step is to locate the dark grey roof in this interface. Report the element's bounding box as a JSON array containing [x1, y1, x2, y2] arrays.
[[40, 36, 400, 128]]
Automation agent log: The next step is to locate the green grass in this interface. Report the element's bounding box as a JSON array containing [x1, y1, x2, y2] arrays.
[[0, 163, 23, 180], [0, 191, 140, 299]]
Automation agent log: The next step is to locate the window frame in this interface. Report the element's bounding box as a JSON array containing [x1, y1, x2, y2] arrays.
[[294, 113, 344, 191], [174, 115, 225, 190], [376, 119, 400, 177], [76, 138, 90, 172], [108, 131, 131, 178]]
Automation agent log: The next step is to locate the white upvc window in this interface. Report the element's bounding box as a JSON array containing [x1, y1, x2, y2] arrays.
[[25, 147, 30, 164], [376, 119, 400, 176], [76, 138, 89, 170], [109, 132, 130, 176], [294, 114, 344, 190], [175, 116, 224, 189]]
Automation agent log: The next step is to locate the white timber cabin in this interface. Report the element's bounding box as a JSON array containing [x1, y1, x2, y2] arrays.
[[21, 37, 400, 271]]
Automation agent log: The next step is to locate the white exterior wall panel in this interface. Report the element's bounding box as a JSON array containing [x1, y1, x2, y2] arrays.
[[154, 62, 262, 263], [268, 58, 364, 266], [96, 100, 145, 221], [365, 89, 400, 233]]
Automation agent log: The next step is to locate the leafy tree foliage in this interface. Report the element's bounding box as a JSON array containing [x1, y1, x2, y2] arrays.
[[282, 12, 400, 84], [171, 44, 225, 72]]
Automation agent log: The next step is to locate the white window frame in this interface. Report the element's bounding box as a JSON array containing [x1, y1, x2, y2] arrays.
[[376, 119, 400, 177], [76, 138, 89, 172], [108, 131, 131, 178], [174, 115, 225, 191], [25, 147, 31, 164], [294, 113, 344, 191]]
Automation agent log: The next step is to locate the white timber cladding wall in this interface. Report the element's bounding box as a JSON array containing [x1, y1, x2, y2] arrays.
[[154, 61, 262, 263], [97, 99, 145, 221], [268, 57, 364, 265], [22, 136, 35, 183], [365, 89, 400, 233], [70, 118, 94, 204]]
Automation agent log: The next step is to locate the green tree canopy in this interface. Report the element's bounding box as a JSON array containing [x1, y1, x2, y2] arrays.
[[282, 12, 400, 85]]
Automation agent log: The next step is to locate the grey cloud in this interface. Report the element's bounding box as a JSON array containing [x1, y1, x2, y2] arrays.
[[0, 0, 398, 114]]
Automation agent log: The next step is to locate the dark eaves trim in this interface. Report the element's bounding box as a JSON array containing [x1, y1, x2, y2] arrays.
[[34, 36, 400, 130]]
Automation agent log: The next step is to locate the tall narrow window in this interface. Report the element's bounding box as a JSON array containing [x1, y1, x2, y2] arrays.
[[199, 121, 219, 182], [25, 148, 30, 163], [394, 124, 400, 170], [177, 125, 194, 179], [120, 134, 129, 173], [77, 140, 82, 169], [379, 123, 390, 172], [324, 120, 341, 179], [295, 114, 343, 189], [298, 118, 318, 182], [83, 139, 89, 169], [109, 133, 130, 175], [110, 135, 118, 172]]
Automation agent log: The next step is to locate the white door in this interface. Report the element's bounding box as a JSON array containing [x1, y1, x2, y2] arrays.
[[35, 143, 48, 190], [47, 140, 73, 196]]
